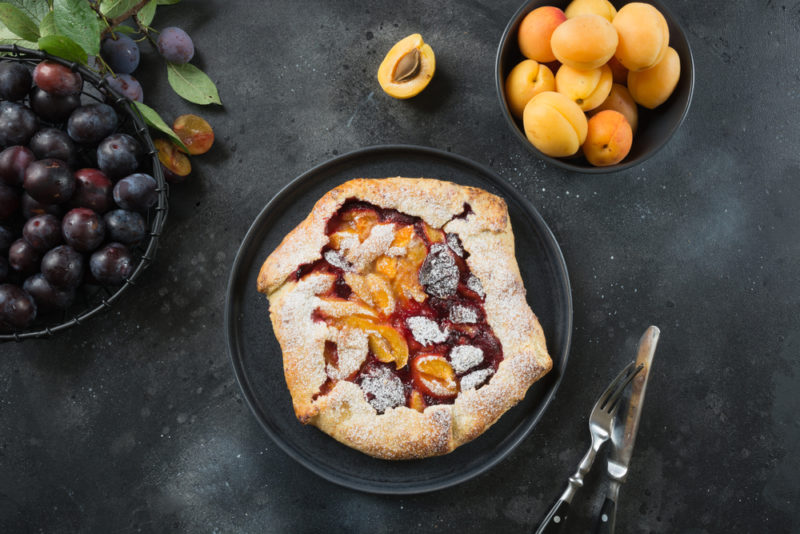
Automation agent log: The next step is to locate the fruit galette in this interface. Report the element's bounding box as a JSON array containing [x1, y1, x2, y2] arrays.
[[257, 178, 551, 459]]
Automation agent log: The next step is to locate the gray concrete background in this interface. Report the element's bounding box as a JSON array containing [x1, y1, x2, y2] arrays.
[[2, 0, 799, 532]]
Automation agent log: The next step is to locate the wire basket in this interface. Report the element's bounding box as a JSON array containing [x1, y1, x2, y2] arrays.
[[0, 45, 168, 341]]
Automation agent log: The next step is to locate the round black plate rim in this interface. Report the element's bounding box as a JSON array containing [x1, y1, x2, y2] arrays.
[[494, 0, 695, 174], [225, 144, 573, 494]]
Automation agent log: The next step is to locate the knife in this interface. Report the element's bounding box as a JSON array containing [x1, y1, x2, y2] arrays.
[[593, 325, 660, 534]]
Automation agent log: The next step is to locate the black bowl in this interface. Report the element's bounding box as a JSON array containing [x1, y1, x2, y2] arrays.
[[496, 0, 694, 173]]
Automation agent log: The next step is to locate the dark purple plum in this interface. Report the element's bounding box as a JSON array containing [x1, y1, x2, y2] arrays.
[[67, 104, 118, 145], [0, 256, 7, 283], [113, 173, 157, 211], [157, 27, 195, 63], [21, 193, 62, 219], [104, 209, 145, 245], [101, 34, 140, 74], [62, 208, 105, 252], [22, 214, 62, 252], [0, 101, 39, 146], [0, 146, 35, 186], [23, 159, 74, 205], [29, 128, 77, 164], [0, 62, 32, 101], [29, 87, 81, 123], [0, 283, 36, 328], [41, 245, 83, 288], [103, 74, 143, 102], [72, 168, 113, 213], [97, 133, 142, 179], [23, 273, 75, 313], [0, 183, 20, 220], [0, 225, 13, 250], [32, 61, 82, 96], [90, 242, 133, 286], [8, 238, 40, 274]]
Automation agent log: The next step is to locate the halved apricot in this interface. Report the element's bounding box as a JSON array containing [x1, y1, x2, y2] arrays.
[[343, 315, 408, 369], [378, 34, 435, 99], [411, 354, 457, 398]]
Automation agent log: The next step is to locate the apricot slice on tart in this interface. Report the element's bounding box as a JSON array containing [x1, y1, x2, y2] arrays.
[[378, 34, 435, 99], [411, 354, 458, 398], [343, 315, 409, 369]]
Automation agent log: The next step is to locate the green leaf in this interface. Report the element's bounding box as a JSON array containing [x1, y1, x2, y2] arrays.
[[99, 0, 138, 19], [132, 101, 190, 153], [166, 62, 221, 105], [0, 23, 37, 47], [0, 2, 41, 41], [37, 33, 87, 63], [5, 0, 48, 25], [135, 0, 154, 26], [53, 0, 100, 55], [156, 0, 179, 5], [38, 9, 55, 36]]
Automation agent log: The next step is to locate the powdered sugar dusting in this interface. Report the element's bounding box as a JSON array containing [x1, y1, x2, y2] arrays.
[[323, 250, 352, 271], [460, 368, 494, 390], [449, 345, 484, 373], [327, 327, 368, 380], [345, 224, 395, 271], [418, 243, 459, 298], [360, 366, 405, 413], [446, 233, 464, 257], [406, 316, 449, 345], [449, 304, 477, 324], [466, 274, 485, 298]]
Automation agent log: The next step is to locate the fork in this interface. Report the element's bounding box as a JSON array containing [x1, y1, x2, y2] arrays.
[[534, 361, 644, 534]]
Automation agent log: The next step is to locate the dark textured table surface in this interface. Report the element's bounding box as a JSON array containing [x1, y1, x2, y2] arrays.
[[2, 1, 799, 532]]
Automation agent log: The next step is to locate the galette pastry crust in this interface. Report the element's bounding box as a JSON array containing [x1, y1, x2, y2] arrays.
[[258, 178, 552, 459]]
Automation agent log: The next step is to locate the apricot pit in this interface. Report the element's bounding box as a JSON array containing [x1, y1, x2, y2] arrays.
[[378, 34, 435, 99]]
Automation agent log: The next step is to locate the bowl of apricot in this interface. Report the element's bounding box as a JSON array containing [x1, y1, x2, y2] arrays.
[[496, 0, 694, 173]]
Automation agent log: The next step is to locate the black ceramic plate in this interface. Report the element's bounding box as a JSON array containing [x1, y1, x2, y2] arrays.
[[226, 145, 572, 494]]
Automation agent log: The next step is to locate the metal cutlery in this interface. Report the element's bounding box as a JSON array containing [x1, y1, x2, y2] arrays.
[[534, 360, 644, 534], [593, 326, 660, 534]]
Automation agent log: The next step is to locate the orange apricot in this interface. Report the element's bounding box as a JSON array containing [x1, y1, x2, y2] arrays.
[[564, 0, 617, 22], [550, 14, 618, 70], [592, 83, 638, 133], [517, 6, 567, 63], [613, 3, 669, 72], [607, 56, 628, 85], [555, 63, 613, 111], [505, 59, 556, 118], [523, 91, 588, 157], [582, 110, 633, 166], [627, 46, 680, 109]]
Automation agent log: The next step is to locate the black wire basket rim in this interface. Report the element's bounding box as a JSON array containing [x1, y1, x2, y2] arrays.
[[0, 44, 169, 342]]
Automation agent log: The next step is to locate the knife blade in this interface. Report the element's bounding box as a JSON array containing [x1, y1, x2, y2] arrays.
[[594, 325, 660, 534]]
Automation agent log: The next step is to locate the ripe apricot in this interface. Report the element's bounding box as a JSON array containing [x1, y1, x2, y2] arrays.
[[613, 3, 669, 72], [517, 6, 567, 63], [592, 83, 638, 133], [523, 91, 588, 157], [377, 34, 435, 99], [505, 59, 555, 118], [555, 63, 612, 111], [607, 56, 628, 85], [550, 14, 618, 70], [627, 46, 680, 109], [564, 0, 617, 22], [582, 110, 633, 166]]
